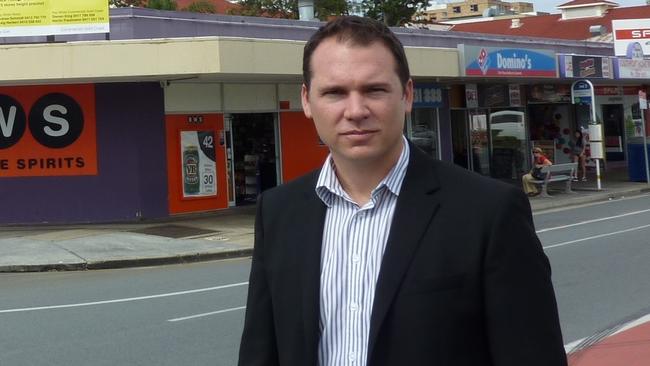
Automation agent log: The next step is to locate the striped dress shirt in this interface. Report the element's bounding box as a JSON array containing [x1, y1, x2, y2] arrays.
[[315, 137, 410, 366]]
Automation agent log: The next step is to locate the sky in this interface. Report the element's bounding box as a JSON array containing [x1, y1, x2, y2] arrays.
[[534, 0, 647, 13]]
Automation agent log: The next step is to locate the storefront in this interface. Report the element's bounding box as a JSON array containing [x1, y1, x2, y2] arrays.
[[0, 83, 168, 224], [611, 55, 650, 180], [408, 83, 449, 161], [1, 9, 624, 224], [555, 54, 620, 165], [454, 45, 557, 181], [164, 82, 328, 211]]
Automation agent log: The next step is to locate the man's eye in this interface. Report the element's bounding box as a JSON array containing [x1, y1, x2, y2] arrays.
[[323, 90, 343, 97], [368, 88, 387, 94]]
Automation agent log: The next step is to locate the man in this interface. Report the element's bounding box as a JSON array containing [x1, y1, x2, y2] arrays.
[[239, 16, 567, 366]]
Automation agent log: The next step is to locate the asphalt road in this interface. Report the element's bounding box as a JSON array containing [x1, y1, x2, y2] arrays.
[[2, 194, 650, 365], [534, 193, 650, 347], [0, 259, 251, 366]]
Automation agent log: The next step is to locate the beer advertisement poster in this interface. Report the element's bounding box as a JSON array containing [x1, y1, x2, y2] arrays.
[[180, 130, 216, 198]]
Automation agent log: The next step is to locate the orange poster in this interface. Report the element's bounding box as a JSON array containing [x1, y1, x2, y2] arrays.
[[0, 84, 97, 177]]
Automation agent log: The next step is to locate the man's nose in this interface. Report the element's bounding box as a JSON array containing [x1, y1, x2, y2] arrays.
[[343, 93, 370, 121]]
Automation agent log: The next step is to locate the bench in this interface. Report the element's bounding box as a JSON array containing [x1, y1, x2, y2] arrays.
[[530, 162, 578, 198]]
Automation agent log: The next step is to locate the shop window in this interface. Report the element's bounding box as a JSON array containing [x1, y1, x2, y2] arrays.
[[489, 108, 528, 179], [409, 108, 439, 159]]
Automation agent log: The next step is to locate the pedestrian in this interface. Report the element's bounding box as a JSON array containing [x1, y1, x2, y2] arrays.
[[571, 130, 587, 181], [239, 16, 567, 366], [522, 147, 553, 197]]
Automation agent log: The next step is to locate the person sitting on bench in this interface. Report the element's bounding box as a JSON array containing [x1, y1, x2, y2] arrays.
[[522, 147, 553, 197]]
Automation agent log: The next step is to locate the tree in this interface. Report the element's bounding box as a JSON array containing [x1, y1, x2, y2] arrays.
[[362, 0, 427, 26], [228, 0, 347, 20], [146, 0, 178, 10], [314, 0, 348, 20], [109, 0, 145, 7], [184, 0, 217, 13], [228, 0, 298, 18]]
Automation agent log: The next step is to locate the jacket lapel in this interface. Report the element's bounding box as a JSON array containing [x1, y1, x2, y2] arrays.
[[293, 173, 327, 363], [367, 144, 442, 358]]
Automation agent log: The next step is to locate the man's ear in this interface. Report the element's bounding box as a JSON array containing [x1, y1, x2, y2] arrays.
[[403, 78, 414, 114], [301, 83, 312, 119]]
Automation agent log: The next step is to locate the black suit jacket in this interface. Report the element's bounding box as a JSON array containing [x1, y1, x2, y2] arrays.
[[239, 143, 567, 366]]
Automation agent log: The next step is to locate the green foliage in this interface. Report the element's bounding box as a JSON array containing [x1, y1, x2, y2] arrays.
[[228, 0, 347, 20], [314, 0, 348, 20], [362, 0, 427, 26], [228, 0, 297, 18], [146, 0, 178, 11], [109, 0, 145, 7], [184, 0, 217, 13]]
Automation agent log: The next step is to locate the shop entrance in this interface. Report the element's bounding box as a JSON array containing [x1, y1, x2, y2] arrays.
[[450, 109, 490, 175], [489, 108, 528, 180], [224, 113, 279, 206], [602, 104, 625, 161], [451, 108, 529, 180], [451, 109, 470, 170]]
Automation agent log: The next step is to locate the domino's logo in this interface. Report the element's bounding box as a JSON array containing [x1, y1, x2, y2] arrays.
[[478, 48, 490, 75]]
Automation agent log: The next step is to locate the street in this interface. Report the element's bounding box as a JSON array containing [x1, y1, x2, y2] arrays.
[[2, 194, 650, 365]]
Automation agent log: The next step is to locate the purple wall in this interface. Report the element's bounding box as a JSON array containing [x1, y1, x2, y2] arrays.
[[0, 82, 168, 224]]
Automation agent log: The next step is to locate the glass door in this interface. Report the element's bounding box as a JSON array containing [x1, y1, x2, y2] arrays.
[[451, 109, 469, 169], [489, 108, 528, 180], [469, 109, 490, 175], [409, 108, 440, 159]]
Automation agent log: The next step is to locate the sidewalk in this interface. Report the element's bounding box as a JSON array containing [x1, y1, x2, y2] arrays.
[[1, 167, 648, 272]]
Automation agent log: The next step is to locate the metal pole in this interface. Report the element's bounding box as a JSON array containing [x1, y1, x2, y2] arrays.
[[596, 157, 602, 190], [642, 110, 650, 185]]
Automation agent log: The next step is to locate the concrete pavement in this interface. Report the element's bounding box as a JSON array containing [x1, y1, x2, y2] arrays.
[[0, 207, 256, 272], [1, 167, 648, 273]]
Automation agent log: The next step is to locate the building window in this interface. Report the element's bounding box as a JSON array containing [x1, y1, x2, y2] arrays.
[[470, 4, 478, 12], [453, 6, 461, 13]]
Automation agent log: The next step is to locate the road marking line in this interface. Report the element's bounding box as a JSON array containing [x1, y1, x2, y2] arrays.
[[612, 313, 650, 336], [168, 306, 246, 322], [564, 337, 587, 353], [536, 208, 650, 233], [534, 193, 650, 216], [544, 223, 650, 249], [0, 282, 249, 314]]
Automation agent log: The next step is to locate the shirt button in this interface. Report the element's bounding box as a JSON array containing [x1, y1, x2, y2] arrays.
[[349, 352, 356, 361], [350, 302, 358, 311], [352, 254, 360, 262]]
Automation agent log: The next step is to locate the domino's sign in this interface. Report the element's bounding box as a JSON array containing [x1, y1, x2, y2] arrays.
[[459, 45, 557, 78]]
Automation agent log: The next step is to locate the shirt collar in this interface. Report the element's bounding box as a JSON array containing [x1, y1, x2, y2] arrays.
[[315, 136, 410, 207]]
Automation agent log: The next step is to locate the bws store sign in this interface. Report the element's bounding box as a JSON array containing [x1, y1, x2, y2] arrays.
[[0, 85, 97, 177]]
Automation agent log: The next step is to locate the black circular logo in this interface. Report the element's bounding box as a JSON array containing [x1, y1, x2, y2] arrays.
[[28, 93, 84, 149], [0, 94, 27, 149]]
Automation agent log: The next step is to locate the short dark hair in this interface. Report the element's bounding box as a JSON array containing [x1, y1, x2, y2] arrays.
[[302, 16, 411, 91]]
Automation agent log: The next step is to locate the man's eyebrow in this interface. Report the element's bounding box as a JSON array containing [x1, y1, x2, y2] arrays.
[[316, 85, 346, 93], [363, 82, 392, 90]]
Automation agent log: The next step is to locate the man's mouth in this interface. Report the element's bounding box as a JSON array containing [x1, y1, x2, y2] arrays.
[[341, 130, 378, 136]]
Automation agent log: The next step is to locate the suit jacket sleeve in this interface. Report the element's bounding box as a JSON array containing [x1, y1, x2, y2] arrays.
[[238, 193, 280, 366], [483, 187, 568, 366]]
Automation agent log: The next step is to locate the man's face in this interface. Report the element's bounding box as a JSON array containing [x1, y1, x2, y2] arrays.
[[301, 38, 413, 167]]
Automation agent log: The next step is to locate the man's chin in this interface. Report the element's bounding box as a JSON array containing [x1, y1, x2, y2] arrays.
[[333, 147, 383, 164]]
